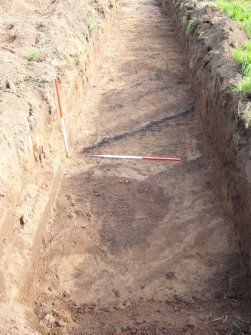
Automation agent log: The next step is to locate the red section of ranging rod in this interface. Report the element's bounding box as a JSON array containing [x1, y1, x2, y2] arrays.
[[142, 156, 181, 161], [54, 79, 63, 118]]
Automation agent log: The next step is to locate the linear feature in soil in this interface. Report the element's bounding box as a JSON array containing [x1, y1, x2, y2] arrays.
[[82, 105, 194, 153], [29, 0, 249, 334]]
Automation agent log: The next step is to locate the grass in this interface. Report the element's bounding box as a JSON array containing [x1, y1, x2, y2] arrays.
[[182, 16, 187, 27], [0, 124, 5, 136], [27, 47, 39, 61], [215, 0, 251, 36], [186, 17, 197, 35], [88, 9, 98, 35], [197, 31, 205, 41], [236, 77, 251, 92], [82, 27, 90, 42], [182, 16, 197, 35], [214, 0, 251, 91]]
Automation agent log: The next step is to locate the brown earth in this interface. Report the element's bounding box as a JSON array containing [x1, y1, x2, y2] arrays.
[[0, 0, 117, 332], [165, 0, 251, 295], [18, 0, 251, 334]]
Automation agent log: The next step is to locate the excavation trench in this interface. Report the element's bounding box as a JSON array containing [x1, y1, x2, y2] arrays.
[[25, 0, 250, 334]]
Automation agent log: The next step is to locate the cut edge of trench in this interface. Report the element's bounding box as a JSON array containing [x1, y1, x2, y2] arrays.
[[164, 0, 251, 296]]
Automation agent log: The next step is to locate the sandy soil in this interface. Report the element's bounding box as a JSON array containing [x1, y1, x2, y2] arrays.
[[0, 0, 115, 330], [23, 0, 250, 334]]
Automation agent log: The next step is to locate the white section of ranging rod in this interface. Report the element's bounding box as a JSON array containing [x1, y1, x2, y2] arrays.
[[93, 155, 181, 161], [94, 155, 142, 160], [60, 116, 69, 157]]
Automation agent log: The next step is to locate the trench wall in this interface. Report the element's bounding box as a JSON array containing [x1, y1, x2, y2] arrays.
[[0, 0, 118, 306], [165, 0, 251, 294]]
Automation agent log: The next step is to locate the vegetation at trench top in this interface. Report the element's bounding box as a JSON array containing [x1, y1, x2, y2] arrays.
[[215, 0, 251, 91]]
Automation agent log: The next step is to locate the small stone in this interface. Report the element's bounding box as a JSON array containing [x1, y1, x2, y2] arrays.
[[166, 271, 175, 280], [5, 79, 16, 93], [75, 210, 83, 216], [67, 213, 74, 219], [63, 290, 71, 298], [55, 320, 67, 327], [44, 314, 55, 324], [104, 306, 113, 313], [51, 309, 59, 317], [124, 300, 132, 307], [136, 317, 144, 325], [20, 215, 28, 228], [7, 24, 14, 30], [113, 289, 120, 297], [184, 316, 197, 331]]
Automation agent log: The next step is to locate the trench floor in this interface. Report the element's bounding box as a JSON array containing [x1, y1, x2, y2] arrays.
[[29, 0, 249, 334]]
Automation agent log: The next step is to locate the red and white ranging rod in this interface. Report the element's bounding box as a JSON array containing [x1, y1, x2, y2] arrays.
[[93, 155, 181, 162], [55, 79, 69, 157]]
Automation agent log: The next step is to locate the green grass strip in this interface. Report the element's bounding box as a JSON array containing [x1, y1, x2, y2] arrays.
[[215, 0, 251, 91]]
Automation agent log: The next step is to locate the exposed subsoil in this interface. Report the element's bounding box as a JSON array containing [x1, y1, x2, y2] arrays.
[[0, 0, 115, 320], [27, 0, 250, 334]]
